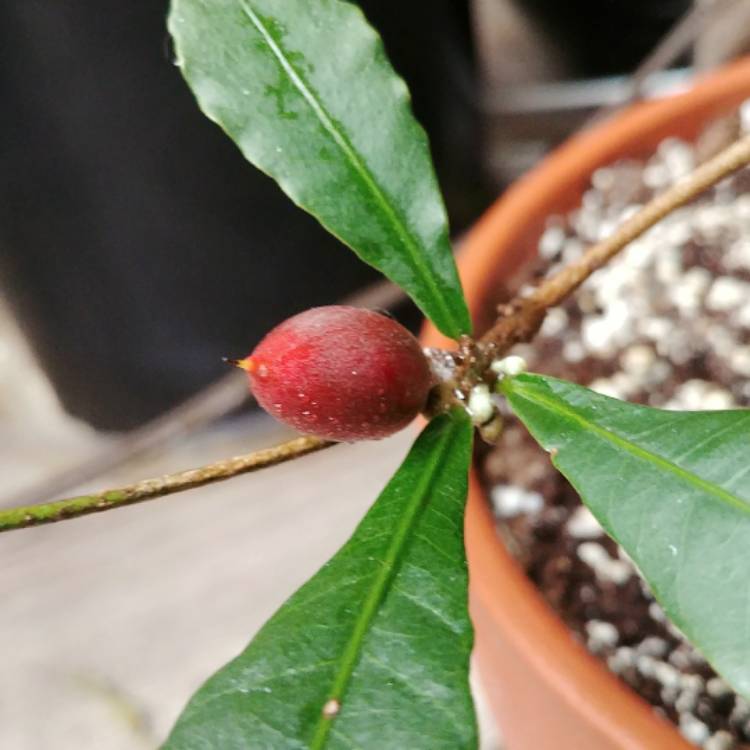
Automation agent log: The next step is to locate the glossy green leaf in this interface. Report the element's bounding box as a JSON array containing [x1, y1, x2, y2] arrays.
[[502, 373, 750, 697], [164, 410, 476, 749], [168, 0, 471, 339]]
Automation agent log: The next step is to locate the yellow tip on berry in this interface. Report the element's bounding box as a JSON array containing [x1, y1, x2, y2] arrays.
[[223, 356, 257, 373]]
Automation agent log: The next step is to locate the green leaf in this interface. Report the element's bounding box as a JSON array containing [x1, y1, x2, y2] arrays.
[[163, 410, 476, 750], [502, 373, 750, 698], [168, 0, 471, 339]]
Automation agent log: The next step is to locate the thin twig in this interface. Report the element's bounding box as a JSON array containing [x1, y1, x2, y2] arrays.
[[480, 132, 750, 356], [1, 371, 249, 509], [0, 435, 334, 533]]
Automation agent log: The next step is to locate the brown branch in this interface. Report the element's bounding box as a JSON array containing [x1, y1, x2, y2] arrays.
[[0, 435, 334, 533], [480, 132, 750, 357]]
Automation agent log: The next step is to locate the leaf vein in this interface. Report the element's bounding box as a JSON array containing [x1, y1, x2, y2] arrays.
[[362, 652, 463, 734], [510, 380, 749, 515], [237, 0, 458, 334], [671, 418, 746, 463], [306, 420, 459, 748]]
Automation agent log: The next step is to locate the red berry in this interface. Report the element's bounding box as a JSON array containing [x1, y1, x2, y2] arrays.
[[235, 306, 433, 441]]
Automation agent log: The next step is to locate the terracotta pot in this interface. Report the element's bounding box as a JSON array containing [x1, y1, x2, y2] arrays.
[[422, 57, 750, 749]]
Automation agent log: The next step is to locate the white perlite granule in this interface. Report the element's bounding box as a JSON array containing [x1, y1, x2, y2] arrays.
[[680, 714, 710, 746], [566, 505, 603, 539], [513, 135, 750, 409], [585, 620, 619, 653], [576, 542, 632, 585], [490, 484, 544, 518]]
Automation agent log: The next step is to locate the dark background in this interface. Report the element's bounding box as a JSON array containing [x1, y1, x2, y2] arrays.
[[0, 1, 687, 429]]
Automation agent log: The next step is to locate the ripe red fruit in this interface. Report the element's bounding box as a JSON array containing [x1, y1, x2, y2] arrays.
[[234, 306, 433, 441]]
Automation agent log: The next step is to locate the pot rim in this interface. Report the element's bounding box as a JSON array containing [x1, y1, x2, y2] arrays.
[[422, 55, 750, 747]]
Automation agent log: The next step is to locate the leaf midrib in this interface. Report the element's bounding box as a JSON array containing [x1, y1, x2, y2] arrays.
[[308, 420, 460, 749], [505, 378, 750, 515], [238, 0, 459, 335]]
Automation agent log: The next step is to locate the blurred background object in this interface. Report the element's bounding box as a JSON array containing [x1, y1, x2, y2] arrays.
[[474, 0, 691, 183], [474, 0, 750, 185], [694, 0, 750, 68]]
